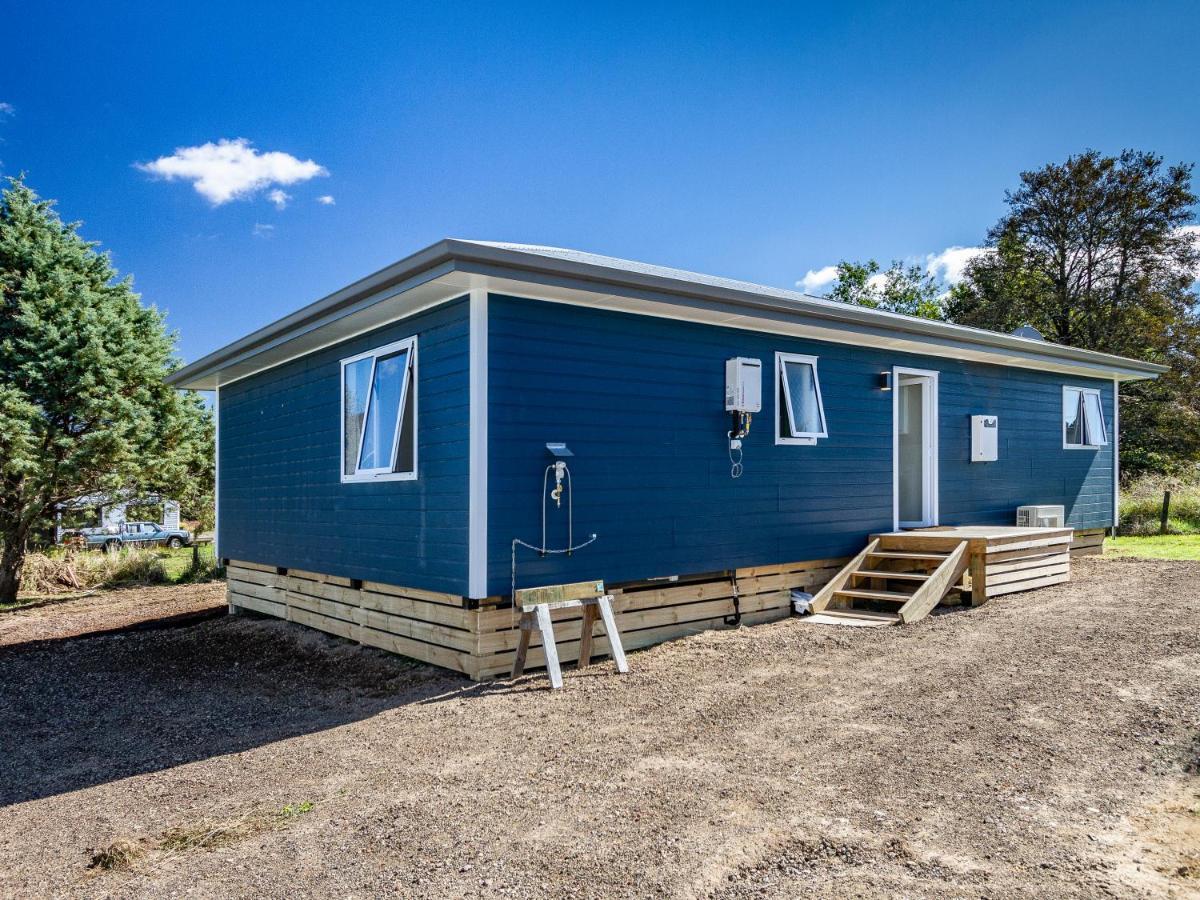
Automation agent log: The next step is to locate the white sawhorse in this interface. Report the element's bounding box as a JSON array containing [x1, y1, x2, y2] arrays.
[[511, 581, 629, 689]]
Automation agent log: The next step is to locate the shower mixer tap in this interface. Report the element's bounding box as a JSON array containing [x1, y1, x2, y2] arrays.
[[550, 461, 567, 507]]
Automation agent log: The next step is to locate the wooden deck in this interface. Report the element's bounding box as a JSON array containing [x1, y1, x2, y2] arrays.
[[870, 525, 1074, 604]]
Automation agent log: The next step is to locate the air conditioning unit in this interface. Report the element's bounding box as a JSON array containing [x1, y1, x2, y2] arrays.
[[1016, 505, 1065, 528]]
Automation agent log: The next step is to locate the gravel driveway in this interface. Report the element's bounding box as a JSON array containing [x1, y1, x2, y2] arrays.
[[0, 557, 1196, 898]]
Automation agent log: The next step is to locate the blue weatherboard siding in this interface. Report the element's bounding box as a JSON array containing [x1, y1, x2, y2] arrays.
[[219, 296, 470, 594], [487, 294, 1113, 597]]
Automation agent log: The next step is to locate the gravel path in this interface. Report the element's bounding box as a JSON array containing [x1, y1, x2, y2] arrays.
[[0, 557, 1196, 898]]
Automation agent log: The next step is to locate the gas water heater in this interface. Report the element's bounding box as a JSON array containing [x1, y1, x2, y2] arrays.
[[725, 357, 762, 478]]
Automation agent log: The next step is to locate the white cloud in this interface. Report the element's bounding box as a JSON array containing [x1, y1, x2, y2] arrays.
[[136, 138, 328, 205], [795, 265, 839, 293], [0, 102, 13, 116], [316, 194, 335, 205], [267, 189, 291, 210], [252, 223, 275, 238], [925, 246, 990, 287], [797, 244, 992, 298]]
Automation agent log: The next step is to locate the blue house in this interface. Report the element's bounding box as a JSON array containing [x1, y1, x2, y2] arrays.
[[169, 241, 1165, 678]]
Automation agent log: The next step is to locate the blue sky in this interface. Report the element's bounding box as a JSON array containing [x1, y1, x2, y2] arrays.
[[3, 1, 1198, 365]]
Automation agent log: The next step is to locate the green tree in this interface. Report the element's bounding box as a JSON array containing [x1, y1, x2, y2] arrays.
[[945, 150, 1200, 477], [826, 259, 944, 320], [0, 177, 213, 602]]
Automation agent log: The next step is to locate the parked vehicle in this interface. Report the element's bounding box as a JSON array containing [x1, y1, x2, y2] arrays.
[[62, 521, 193, 551]]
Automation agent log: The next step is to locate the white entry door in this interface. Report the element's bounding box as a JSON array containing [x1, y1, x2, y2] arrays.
[[894, 368, 939, 529]]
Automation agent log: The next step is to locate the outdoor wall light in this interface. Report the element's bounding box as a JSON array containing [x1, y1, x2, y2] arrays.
[[878, 372, 892, 391]]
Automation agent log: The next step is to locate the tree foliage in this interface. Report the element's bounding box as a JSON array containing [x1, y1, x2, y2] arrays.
[[0, 177, 213, 602], [825, 259, 944, 320], [944, 150, 1200, 477]]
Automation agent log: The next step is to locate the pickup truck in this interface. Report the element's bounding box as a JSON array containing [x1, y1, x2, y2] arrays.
[[63, 521, 193, 551]]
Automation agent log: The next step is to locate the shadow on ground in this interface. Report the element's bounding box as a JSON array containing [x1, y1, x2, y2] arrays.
[[0, 615, 472, 807]]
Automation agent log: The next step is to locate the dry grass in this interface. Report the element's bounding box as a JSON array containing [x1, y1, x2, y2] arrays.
[[19, 549, 167, 596], [90, 802, 316, 877], [158, 802, 314, 855], [87, 839, 146, 872], [159, 818, 259, 852]]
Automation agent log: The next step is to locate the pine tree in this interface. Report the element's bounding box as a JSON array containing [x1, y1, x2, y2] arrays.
[[0, 177, 212, 602]]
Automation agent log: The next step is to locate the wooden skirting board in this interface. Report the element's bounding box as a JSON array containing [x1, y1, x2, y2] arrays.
[[1070, 528, 1106, 557], [226, 556, 847, 682]]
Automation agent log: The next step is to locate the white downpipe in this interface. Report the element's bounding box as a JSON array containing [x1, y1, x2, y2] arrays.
[[213, 385, 220, 561], [1112, 378, 1120, 531]]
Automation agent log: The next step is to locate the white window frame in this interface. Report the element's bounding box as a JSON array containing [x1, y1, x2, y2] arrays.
[[340, 336, 418, 483], [775, 352, 828, 445], [1062, 385, 1108, 450]]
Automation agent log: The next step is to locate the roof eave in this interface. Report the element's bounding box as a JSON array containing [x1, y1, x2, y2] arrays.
[[167, 239, 1169, 388], [166, 239, 460, 388], [441, 242, 1167, 380]]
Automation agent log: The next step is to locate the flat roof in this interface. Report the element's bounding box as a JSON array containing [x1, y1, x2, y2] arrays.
[[168, 239, 1168, 389]]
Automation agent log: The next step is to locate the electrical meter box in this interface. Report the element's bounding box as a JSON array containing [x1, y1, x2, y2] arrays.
[[971, 415, 999, 462], [725, 357, 762, 412]]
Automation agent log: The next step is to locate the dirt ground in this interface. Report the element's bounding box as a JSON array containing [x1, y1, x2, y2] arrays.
[[0, 580, 226, 646], [0, 557, 1197, 898]]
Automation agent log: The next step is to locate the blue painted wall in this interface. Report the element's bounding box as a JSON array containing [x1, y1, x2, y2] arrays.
[[487, 294, 1114, 596], [219, 296, 471, 594]]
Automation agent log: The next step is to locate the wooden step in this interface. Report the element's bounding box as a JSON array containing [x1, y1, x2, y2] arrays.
[[806, 608, 901, 627], [867, 551, 949, 560], [851, 570, 930, 581], [814, 536, 970, 626], [833, 587, 914, 602]]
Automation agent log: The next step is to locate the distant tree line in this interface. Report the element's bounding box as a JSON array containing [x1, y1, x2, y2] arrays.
[[825, 150, 1199, 479]]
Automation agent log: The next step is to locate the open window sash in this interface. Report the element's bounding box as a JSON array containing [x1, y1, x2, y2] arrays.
[[1064, 386, 1108, 448], [354, 347, 412, 476], [778, 354, 828, 440], [341, 337, 417, 481], [1082, 390, 1108, 446]]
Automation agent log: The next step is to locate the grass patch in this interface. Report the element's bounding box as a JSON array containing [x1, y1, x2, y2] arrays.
[[159, 547, 196, 582], [157, 546, 224, 583], [1106, 534, 1200, 561], [1119, 474, 1200, 535]]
